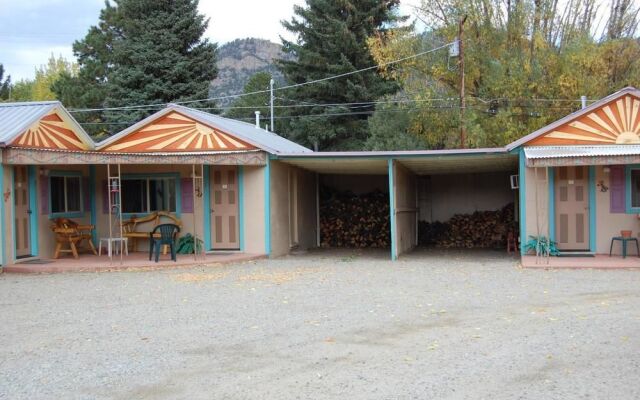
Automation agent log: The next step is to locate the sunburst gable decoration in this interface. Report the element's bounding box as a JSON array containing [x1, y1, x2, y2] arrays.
[[102, 111, 256, 152], [529, 94, 640, 145], [11, 111, 90, 150]]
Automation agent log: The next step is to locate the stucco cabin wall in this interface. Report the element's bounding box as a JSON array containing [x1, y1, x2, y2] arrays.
[[594, 165, 637, 254], [419, 171, 515, 223], [393, 162, 417, 257], [269, 160, 318, 257], [38, 165, 91, 259], [523, 166, 551, 250], [242, 165, 266, 254], [94, 165, 203, 253]]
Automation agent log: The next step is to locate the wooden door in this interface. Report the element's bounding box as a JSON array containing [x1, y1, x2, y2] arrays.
[[210, 166, 240, 249], [555, 166, 589, 251], [14, 166, 32, 257]]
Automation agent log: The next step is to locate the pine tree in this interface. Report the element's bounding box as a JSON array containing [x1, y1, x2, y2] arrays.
[[278, 0, 403, 150], [52, 0, 217, 137], [105, 0, 217, 125], [0, 64, 11, 100], [225, 72, 277, 129]]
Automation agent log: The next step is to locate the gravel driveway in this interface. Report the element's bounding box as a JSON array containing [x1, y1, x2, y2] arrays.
[[1, 249, 639, 400]]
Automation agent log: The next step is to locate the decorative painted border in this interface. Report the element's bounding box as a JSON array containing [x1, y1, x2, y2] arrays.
[[3, 148, 267, 166]]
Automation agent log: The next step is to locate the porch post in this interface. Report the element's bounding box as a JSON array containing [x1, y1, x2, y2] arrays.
[[238, 166, 245, 252], [388, 159, 397, 261], [264, 158, 271, 256], [548, 167, 555, 244]]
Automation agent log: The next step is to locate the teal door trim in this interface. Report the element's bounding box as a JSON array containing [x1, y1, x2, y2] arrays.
[[518, 149, 527, 255], [11, 167, 16, 261], [238, 166, 245, 251]]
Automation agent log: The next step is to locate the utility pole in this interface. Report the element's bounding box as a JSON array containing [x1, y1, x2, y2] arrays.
[[270, 78, 275, 132], [459, 15, 467, 148]]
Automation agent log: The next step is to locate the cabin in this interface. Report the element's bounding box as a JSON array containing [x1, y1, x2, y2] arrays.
[[1, 87, 639, 271]]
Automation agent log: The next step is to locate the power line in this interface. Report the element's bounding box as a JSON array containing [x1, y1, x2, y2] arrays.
[[67, 41, 456, 113]]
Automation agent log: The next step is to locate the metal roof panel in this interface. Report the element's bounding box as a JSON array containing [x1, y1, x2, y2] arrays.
[[524, 145, 640, 159]]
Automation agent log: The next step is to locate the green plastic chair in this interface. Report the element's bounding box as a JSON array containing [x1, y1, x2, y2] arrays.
[[149, 223, 180, 262]]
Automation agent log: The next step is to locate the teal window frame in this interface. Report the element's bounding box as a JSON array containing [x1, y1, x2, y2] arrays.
[[49, 170, 84, 219], [120, 173, 181, 218], [625, 164, 640, 213]]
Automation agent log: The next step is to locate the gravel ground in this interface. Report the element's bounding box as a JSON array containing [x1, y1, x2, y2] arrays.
[[1, 248, 639, 400]]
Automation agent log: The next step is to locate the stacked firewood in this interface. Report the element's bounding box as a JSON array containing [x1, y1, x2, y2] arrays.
[[419, 203, 516, 248], [320, 187, 390, 248]]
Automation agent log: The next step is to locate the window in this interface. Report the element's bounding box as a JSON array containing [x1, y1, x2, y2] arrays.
[[630, 168, 640, 209], [121, 176, 177, 214], [50, 174, 82, 215]]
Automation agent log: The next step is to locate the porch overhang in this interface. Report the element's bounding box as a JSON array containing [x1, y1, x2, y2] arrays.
[[277, 148, 517, 175], [524, 145, 640, 167], [1, 147, 267, 165]]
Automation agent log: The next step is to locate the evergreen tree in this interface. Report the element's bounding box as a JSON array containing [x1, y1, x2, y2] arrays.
[[52, 0, 217, 137], [105, 0, 217, 125], [0, 64, 11, 100], [278, 0, 403, 150], [225, 72, 284, 131]]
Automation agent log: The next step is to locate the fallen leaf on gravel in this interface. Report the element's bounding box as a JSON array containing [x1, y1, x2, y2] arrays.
[[324, 337, 335, 343], [173, 272, 227, 282]]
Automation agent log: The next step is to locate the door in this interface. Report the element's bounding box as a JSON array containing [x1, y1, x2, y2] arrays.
[[555, 166, 589, 251], [14, 166, 32, 258], [210, 166, 239, 249]]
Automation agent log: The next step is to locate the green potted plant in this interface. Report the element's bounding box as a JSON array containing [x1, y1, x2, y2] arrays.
[[525, 235, 558, 256], [176, 233, 204, 254]]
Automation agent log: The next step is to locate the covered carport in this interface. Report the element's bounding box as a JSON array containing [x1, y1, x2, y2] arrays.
[[275, 148, 518, 260]]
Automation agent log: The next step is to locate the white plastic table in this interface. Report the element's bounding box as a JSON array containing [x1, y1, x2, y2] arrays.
[[99, 237, 129, 257]]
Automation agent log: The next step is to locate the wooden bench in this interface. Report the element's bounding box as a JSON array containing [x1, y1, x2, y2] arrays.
[[121, 211, 182, 252], [51, 218, 98, 259]]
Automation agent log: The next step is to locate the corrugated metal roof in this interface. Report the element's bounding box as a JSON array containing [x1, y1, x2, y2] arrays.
[[97, 104, 312, 154], [524, 145, 640, 159], [0, 101, 58, 145]]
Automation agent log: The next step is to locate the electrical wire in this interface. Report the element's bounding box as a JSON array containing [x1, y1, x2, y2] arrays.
[[67, 41, 456, 113]]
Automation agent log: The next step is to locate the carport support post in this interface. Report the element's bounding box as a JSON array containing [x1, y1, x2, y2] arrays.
[[0, 164, 5, 266], [518, 148, 526, 255], [388, 159, 397, 261]]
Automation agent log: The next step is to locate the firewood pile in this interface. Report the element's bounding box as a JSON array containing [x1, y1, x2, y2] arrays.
[[418, 203, 516, 248], [320, 187, 390, 248]]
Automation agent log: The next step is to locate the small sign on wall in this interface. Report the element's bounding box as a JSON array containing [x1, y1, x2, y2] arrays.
[[510, 175, 519, 189]]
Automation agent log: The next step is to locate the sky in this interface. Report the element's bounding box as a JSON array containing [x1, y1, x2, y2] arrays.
[[0, 0, 422, 82]]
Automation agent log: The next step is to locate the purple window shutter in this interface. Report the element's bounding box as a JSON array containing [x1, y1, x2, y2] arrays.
[[83, 177, 91, 212], [610, 165, 625, 213], [181, 178, 194, 213], [102, 179, 110, 214], [40, 175, 49, 215]]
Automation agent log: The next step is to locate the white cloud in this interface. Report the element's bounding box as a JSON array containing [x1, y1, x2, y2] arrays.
[[1, 0, 423, 81]]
